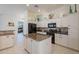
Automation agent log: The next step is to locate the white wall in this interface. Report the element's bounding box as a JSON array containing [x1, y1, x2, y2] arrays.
[[0, 14, 16, 31], [0, 5, 28, 36], [36, 4, 79, 27], [15, 10, 28, 36]]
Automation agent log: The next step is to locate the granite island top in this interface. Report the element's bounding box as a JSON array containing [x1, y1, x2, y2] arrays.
[[26, 33, 51, 41], [0, 31, 15, 36]]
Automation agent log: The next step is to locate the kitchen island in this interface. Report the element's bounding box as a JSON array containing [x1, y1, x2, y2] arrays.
[[0, 30, 15, 50], [24, 33, 52, 54]]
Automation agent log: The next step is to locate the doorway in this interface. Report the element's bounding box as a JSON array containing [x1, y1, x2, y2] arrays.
[[18, 21, 23, 33], [16, 20, 25, 48]]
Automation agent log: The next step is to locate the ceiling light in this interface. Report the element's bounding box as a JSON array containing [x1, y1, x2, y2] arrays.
[[38, 9, 40, 12]]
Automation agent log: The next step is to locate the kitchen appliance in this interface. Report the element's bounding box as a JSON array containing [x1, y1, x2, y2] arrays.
[[47, 23, 57, 44], [47, 29, 55, 44], [48, 23, 56, 28], [56, 27, 68, 35], [28, 23, 36, 33]]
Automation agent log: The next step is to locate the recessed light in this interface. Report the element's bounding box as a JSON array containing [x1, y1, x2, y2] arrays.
[[38, 9, 40, 12]]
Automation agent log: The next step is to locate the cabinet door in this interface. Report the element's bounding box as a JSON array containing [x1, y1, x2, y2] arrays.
[[0, 36, 10, 49], [0, 36, 3, 49], [61, 35, 68, 47], [62, 17, 69, 27], [55, 34, 62, 44], [24, 37, 32, 53], [68, 14, 79, 50], [9, 35, 15, 46], [68, 29, 79, 50], [56, 19, 62, 27], [0, 35, 15, 50], [31, 40, 39, 53], [55, 34, 68, 47]]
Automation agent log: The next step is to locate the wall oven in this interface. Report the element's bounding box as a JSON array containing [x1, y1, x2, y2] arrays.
[[47, 23, 56, 44]]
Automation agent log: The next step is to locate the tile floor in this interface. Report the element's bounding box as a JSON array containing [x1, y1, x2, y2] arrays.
[[51, 44, 79, 54], [0, 33, 28, 54], [0, 33, 79, 54]]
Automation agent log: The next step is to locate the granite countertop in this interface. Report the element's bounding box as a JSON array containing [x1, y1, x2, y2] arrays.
[[0, 31, 15, 36], [26, 33, 50, 41]]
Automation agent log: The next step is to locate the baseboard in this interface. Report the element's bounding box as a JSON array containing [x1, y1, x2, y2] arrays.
[[24, 48, 30, 54], [0, 45, 14, 51], [55, 43, 79, 52]]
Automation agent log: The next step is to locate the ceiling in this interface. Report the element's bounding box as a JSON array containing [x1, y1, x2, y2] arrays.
[[0, 4, 65, 15], [27, 4, 65, 12], [0, 4, 65, 17], [0, 4, 27, 16]]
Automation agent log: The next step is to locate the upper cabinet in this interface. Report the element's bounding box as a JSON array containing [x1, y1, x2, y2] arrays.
[[37, 19, 57, 27], [56, 13, 79, 27], [56, 19, 62, 27]]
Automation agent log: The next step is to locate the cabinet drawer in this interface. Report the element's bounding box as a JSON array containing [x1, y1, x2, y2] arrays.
[[55, 34, 62, 44], [0, 35, 15, 50]]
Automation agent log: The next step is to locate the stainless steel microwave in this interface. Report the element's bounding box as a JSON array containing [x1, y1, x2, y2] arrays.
[[48, 23, 56, 28]]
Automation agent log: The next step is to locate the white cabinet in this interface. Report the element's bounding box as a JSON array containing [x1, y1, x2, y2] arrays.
[[0, 36, 7, 49], [37, 19, 57, 27], [32, 37, 51, 54], [68, 33, 79, 50], [37, 32, 46, 35], [52, 19, 57, 23], [37, 21, 42, 27], [55, 13, 79, 50], [55, 34, 68, 47], [31, 40, 39, 53], [56, 19, 62, 27], [55, 34, 62, 44], [57, 13, 79, 27], [61, 35, 68, 47], [37, 20, 48, 27], [9, 35, 15, 46], [24, 36, 52, 54], [0, 35, 15, 50], [24, 37, 32, 53], [61, 17, 69, 27], [68, 28, 79, 50], [67, 14, 79, 50]]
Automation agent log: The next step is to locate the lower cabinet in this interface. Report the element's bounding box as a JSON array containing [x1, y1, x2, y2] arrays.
[[0, 35, 15, 50], [31, 40, 39, 53], [24, 37, 32, 53], [24, 36, 52, 54], [55, 33, 79, 51], [32, 37, 51, 54], [68, 30, 79, 50], [55, 34, 68, 47], [61, 35, 68, 47], [55, 34, 62, 44]]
